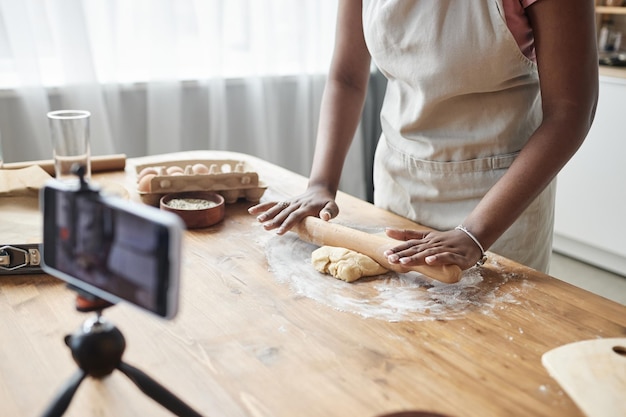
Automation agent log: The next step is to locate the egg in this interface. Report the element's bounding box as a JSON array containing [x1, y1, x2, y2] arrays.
[[192, 163, 210, 175], [138, 173, 156, 192], [137, 167, 159, 182], [166, 165, 184, 175]]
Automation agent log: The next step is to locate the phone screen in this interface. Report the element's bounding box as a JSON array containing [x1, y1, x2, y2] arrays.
[[41, 182, 183, 318]]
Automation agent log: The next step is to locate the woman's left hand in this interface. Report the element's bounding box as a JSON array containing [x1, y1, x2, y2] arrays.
[[383, 228, 484, 271]]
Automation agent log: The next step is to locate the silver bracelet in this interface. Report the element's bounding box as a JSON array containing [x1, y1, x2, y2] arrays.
[[455, 225, 487, 266]]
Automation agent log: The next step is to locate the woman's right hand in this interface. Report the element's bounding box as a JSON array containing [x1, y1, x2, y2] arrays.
[[247, 185, 339, 235]]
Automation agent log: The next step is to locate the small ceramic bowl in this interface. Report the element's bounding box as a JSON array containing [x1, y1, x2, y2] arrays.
[[160, 191, 225, 229]]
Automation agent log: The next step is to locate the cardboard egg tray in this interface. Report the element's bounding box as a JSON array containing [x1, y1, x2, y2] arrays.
[[135, 159, 267, 206]]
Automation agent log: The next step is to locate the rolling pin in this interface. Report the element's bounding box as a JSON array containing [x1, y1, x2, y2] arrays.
[[2, 154, 127, 176], [295, 216, 463, 284]]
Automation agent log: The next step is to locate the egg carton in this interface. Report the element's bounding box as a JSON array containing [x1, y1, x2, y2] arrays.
[[135, 159, 267, 206]]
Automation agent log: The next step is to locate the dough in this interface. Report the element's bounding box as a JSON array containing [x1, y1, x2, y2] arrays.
[[311, 246, 388, 283]]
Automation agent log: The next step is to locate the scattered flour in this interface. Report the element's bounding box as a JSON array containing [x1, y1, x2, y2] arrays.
[[264, 232, 524, 322]]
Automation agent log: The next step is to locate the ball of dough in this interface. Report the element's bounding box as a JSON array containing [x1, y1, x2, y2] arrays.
[[311, 246, 388, 283]]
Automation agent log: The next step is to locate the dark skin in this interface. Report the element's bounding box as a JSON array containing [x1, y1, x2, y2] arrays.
[[249, 0, 598, 271]]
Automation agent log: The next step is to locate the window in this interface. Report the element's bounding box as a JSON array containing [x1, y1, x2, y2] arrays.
[[0, 0, 337, 88]]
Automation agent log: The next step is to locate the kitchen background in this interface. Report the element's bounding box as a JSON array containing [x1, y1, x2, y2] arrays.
[[0, 1, 624, 300], [556, 1, 626, 282]]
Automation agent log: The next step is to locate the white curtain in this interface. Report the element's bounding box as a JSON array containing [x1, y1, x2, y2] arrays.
[[0, 0, 367, 198]]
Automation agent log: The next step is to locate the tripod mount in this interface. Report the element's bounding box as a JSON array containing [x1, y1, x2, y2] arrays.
[[40, 291, 204, 417], [40, 166, 202, 416]]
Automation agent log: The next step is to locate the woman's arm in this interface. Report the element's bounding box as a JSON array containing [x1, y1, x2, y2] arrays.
[[386, 0, 599, 269], [249, 0, 371, 234], [461, 0, 599, 250]]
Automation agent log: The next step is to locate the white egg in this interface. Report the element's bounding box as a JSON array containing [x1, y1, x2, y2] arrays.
[[192, 163, 210, 175], [138, 173, 156, 192], [137, 167, 159, 182], [166, 165, 184, 175]]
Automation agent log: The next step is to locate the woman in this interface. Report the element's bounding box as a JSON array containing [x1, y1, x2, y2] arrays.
[[249, 0, 598, 273]]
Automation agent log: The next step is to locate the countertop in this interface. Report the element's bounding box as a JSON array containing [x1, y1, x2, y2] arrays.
[[1, 151, 625, 417]]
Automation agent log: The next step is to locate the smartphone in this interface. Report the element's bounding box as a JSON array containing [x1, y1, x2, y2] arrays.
[[41, 180, 184, 319]]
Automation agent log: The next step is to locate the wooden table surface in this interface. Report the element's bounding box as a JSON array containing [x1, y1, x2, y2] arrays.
[[1, 151, 625, 417]]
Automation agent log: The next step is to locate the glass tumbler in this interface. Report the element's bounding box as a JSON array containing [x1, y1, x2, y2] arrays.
[[47, 110, 91, 183]]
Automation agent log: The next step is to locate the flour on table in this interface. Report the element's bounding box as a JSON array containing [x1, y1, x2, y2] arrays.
[[264, 232, 525, 322]]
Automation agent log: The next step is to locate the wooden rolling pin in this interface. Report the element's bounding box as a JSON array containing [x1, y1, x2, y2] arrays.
[[295, 216, 463, 284], [2, 154, 127, 176]]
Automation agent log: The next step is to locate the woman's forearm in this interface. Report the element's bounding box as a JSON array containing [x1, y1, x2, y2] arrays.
[[308, 76, 370, 195]]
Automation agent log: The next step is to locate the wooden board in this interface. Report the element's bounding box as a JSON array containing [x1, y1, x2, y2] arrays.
[[0, 183, 129, 246], [542, 338, 626, 417], [0, 167, 129, 275], [0, 157, 129, 246], [0, 196, 42, 245], [2, 154, 126, 176]]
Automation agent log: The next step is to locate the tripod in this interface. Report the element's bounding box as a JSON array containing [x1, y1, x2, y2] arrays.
[[41, 292, 204, 417]]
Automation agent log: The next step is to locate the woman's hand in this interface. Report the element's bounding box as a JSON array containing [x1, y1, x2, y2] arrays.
[[248, 185, 339, 235], [384, 228, 484, 271]]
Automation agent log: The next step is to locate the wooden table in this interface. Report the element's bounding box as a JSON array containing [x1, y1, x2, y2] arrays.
[[1, 151, 625, 417]]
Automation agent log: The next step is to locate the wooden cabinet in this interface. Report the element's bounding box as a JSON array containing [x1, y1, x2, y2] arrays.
[[596, 0, 626, 77], [596, 0, 626, 24]]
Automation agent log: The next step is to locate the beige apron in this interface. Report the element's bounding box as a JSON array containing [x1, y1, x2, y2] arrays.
[[363, 0, 555, 272]]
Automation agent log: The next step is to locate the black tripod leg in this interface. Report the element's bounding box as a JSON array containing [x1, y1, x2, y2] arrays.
[[118, 361, 204, 417], [40, 369, 87, 417]]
